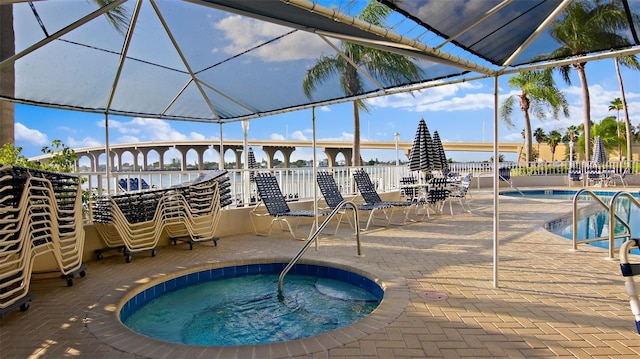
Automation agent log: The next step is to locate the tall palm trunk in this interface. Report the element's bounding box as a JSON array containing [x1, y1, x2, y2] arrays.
[[614, 58, 633, 165], [576, 63, 591, 161], [0, 4, 15, 147], [519, 94, 532, 162]]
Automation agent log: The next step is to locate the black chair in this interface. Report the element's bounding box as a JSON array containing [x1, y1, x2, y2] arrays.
[[251, 173, 328, 240], [568, 167, 583, 186], [118, 178, 151, 191], [317, 171, 392, 231], [352, 169, 414, 225], [587, 168, 603, 187], [399, 176, 419, 202], [498, 167, 511, 182]]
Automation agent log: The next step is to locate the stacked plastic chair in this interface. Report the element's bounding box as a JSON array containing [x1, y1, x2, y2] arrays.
[[92, 170, 231, 262], [1, 165, 86, 317]]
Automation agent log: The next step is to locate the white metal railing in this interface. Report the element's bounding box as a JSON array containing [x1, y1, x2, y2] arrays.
[[79, 165, 412, 207], [571, 189, 635, 259], [77, 160, 637, 208]]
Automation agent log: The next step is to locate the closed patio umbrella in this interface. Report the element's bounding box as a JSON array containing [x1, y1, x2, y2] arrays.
[[432, 130, 448, 174], [592, 136, 607, 166], [408, 118, 435, 181], [248, 147, 257, 182]]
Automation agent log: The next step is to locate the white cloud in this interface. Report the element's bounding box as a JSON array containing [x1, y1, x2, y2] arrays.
[[15, 123, 48, 145], [214, 16, 331, 62], [320, 132, 353, 141], [270, 133, 285, 140], [66, 136, 102, 148], [367, 82, 489, 112], [504, 133, 523, 141], [99, 117, 210, 143], [290, 130, 308, 141]]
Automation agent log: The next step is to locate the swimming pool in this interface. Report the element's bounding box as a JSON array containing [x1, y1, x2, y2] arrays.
[[539, 191, 640, 254], [119, 262, 383, 346], [499, 189, 626, 200]]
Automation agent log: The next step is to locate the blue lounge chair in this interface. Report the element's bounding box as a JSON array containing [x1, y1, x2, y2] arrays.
[[118, 178, 151, 191]]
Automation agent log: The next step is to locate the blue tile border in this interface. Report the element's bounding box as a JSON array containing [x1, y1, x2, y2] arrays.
[[119, 262, 383, 322]]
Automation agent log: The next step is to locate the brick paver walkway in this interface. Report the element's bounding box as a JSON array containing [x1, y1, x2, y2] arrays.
[[1, 189, 639, 358]]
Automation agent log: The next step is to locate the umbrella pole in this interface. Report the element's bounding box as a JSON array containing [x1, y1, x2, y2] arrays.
[[492, 75, 500, 288], [104, 113, 111, 195], [312, 107, 319, 250], [218, 123, 224, 170], [242, 120, 250, 207]]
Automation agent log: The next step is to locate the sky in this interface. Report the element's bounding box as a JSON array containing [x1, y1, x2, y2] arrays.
[[13, 57, 639, 167], [8, 0, 640, 168]]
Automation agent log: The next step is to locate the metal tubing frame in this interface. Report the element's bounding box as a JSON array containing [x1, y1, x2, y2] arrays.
[[278, 199, 361, 293]]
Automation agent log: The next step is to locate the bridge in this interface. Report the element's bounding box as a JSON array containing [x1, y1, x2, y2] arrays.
[[31, 140, 523, 171]]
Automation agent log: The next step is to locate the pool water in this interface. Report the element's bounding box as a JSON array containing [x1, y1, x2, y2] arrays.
[[122, 272, 380, 346], [543, 194, 640, 254], [500, 189, 621, 200]]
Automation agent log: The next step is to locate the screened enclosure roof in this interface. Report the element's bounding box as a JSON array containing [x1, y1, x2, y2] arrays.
[[1, 0, 640, 124]]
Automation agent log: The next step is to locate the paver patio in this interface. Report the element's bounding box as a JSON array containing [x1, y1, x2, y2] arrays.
[[1, 188, 639, 358]]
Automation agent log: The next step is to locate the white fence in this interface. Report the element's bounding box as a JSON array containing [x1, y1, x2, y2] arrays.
[[79, 160, 638, 207]]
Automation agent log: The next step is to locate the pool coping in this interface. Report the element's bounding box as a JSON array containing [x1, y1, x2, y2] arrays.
[[86, 256, 409, 359]]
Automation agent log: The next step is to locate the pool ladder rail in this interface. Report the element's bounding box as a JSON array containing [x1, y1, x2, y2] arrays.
[[278, 200, 361, 294], [571, 189, 640, 259]]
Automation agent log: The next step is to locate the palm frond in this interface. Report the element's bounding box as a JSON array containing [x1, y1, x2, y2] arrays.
[[302, 56, 342, 98]]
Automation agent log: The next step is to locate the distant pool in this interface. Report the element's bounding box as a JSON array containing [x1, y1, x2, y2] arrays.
[[499, 189, 630, 201]]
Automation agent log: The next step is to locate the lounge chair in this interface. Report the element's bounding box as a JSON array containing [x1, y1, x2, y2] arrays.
[[316, 171, 392, 231], [586, 168, 603, 186], [568, 168, 583, 186], [118, 178, 151, 191], [352, 169, 414, 225], [444, 173, 472, 215], [619, 238, 640, 334], [612, 168, 630, 187], [251, 173, 329, 240]]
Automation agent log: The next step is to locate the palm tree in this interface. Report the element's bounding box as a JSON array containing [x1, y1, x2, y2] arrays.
[[0, 4, 15, 147], [548, 1, 633, 162], [534, 128, 547, 159], [607, 0, 640, 165], [592, 115, 622, 153], [499, 70, 569, 163], [609, 97, 624, 158], [546, 130, 562, 161], [302, 1, 422, 167], [0, 2, 128, 147], [614, 55, 640, 163]]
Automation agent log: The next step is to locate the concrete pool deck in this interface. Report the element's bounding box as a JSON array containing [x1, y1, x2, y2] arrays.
[[2, 188, 640, 358]]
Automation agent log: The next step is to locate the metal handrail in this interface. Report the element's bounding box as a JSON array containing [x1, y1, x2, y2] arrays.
[[277, 200, 361, 293], [571, 189, 632, 259], [608, 192, 640, 259]]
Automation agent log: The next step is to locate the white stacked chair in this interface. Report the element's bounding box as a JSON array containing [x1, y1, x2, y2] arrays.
[[92, 170, 231, 262], [1, 165, 86, 317]]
